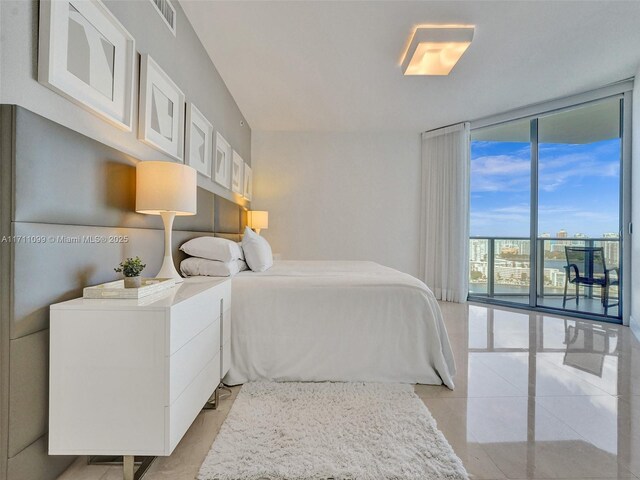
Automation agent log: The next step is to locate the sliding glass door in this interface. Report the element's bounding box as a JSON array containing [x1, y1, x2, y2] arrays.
[[469, 119, 531, 305], [469, 96, 626, 322]]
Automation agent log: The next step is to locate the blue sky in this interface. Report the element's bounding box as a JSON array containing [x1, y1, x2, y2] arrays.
[[470, 139, 621, 238]]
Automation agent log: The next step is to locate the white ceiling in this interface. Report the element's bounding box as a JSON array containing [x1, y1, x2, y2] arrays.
[[181, 1, 640, 133]]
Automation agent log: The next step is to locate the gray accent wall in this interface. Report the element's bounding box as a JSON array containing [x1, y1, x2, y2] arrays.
[[0, 106, 14, 480], [0, 1, 253, 475], [0, 104, 245, 480], [0, 2, 254, 477], [0, 0, 250, 204]]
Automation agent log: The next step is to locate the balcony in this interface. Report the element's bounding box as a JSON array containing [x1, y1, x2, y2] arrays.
[[469, 237, 620, 319]]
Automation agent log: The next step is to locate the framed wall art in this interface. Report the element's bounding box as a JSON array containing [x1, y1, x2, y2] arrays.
[[231, 150, 244, 195], [214, 132, 232, 188], [138, 54, 185, 161], [38, 0, 136, 130], [243, 163, 252, 201], [185, 103, 213, 177]]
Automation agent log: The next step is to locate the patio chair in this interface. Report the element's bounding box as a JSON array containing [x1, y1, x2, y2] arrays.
[[562, 246, 619, 313]]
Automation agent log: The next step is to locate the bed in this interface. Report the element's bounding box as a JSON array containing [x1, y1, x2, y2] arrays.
[[223, 260, 456, 388]]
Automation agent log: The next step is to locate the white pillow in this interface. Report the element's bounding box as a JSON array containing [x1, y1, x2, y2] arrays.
[[241, 226, 273, 272], [236, 242, 245, 260], [180, 257, 248, 277], [180, 236, 243, 262]]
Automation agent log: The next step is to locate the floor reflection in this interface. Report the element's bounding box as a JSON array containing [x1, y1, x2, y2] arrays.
[[479, 294, 621, 319], [418, 302, 640, 479]]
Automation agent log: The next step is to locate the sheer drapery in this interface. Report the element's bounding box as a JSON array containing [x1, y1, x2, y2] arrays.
[[419, 123, 470, 303]]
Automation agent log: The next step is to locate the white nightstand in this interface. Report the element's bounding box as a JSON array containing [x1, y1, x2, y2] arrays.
[[49, 277, 231, 479]]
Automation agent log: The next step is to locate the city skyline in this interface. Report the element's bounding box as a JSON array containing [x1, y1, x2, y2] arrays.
[[468, 235, 620, 297], [471, 228, 620, 239], [470, 138, 621, 237]]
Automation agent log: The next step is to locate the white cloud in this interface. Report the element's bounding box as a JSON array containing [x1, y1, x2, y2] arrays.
[[471, 144, 620, 194]]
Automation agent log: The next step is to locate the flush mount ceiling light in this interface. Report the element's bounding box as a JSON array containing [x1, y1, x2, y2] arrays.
[[401, 25, 475, 76]]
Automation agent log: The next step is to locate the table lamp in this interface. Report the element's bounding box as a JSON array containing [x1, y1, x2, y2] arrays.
[[136, 161, 197, 282], [247, 211, 268, 235]]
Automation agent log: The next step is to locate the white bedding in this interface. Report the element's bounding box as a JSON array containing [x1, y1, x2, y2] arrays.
[[224, 261, 456, 388]]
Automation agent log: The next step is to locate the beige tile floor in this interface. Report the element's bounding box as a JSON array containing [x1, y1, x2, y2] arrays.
[[59, 302, 640, 480]]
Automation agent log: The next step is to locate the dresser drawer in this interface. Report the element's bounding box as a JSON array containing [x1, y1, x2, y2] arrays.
[[168, 319, 220, 404], [169, 287, 220, 355], [166, 352, 220, 453]]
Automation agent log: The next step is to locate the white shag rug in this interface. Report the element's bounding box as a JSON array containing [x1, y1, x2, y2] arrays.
[[198, 382, 468, 480]]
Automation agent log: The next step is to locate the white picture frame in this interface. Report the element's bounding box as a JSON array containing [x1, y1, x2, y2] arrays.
[[139, 54, 185, 161], [214, 132, 232, 188], [243, 163, 253, 201], [38, 0, 135, 131], [231, 150, 244, 195], [185, 103, 213, 177]]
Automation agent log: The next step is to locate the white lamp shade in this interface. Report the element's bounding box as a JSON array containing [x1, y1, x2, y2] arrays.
[[248, 211, 269, 230], [136, 161, 197, 216]]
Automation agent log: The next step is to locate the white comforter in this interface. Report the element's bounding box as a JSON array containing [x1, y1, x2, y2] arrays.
[[224, 261, 456, 388]]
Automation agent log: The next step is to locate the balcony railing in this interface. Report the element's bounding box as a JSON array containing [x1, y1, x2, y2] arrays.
[[469, 236, 620, 315]]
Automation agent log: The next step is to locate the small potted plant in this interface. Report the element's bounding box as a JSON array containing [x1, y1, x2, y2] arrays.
[[114, 257, 146, 288]]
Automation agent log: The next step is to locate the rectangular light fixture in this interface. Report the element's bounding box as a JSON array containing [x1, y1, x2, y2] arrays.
[[401, 26, 474, 76]]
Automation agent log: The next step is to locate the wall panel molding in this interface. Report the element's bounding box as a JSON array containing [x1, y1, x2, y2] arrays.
[[7, 435, 73, 480], [8, 331, 49, 458], [0, 103, 16, 480], [11, 221, 217, 339], [14, 108, 218, 231], [0, 105, 245, 479]]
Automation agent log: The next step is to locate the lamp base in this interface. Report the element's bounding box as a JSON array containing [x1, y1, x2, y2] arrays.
[[157, 255, 183, 283], [157, 211, 183, 283]]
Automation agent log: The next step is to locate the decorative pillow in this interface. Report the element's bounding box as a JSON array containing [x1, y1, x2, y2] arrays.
[[241, 226, 273, 272], [180, 257, 248, 277], [180, 236, 243, 262]]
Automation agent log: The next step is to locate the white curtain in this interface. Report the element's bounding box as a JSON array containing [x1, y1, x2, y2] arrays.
[[419, 123, 470, 303]]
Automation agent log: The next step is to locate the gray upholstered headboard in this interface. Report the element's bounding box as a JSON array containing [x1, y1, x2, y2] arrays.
[[214, 195, 247, 242], [215, 233, 243, 242], [0, 105, 246, 478]]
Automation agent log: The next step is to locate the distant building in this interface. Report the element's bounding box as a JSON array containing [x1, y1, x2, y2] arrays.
[[469, 239, 488, 262], [600, 233, 619, 267], [514, 240, 530, 255], [573, 232, 588, 246], [554, 229, 570, 251], [500, 246, 519, 255], [540, 233, 552, 252], [499, 239, 530, 256], [599, 236, 619, 267], [543, 268, 566, 289], [494, 262, 530, 284]]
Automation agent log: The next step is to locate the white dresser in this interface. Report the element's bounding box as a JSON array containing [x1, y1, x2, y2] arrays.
[[49, 277, 231, 461]]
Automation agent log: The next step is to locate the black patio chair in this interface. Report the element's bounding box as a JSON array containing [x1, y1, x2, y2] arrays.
[[562, 246, 619, 313]]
